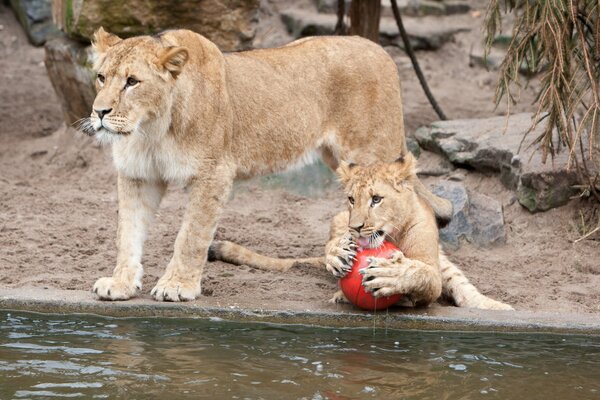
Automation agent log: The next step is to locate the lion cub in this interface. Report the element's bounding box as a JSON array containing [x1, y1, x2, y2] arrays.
[[211, 154, 513, 310]]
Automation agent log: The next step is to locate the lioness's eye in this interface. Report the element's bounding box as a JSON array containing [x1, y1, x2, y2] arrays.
[[125, 77, 139, 87], [371, 195, 383, 206], [97, 74, 105, 84], [348, 196, 355, 205]]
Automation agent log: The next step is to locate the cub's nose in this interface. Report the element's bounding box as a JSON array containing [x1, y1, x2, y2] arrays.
[[350, 223, 364, 234], [94, 108, 112, 119]]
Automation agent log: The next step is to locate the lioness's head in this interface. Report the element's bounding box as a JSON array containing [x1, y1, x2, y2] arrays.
[[81, 28, 189, 144], [337, 153, 446, 249]]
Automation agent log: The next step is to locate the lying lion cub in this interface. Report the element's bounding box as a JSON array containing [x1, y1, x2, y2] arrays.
[[211, 154, 513, 310], [85, 28, 453, 302]]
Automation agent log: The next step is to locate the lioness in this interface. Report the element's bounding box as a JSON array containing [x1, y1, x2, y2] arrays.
[[211, 154, 513, 310], [85, 28, 452, 302]]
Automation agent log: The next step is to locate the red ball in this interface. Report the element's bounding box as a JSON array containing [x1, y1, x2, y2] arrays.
[[339, 241, 403, 311]]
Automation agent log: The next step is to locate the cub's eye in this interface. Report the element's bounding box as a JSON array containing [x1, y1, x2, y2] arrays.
[[97, 74, 105, 84], [348, 196, 355, 205], [371, 195, 383, 206], [125, 77, 139, 87]]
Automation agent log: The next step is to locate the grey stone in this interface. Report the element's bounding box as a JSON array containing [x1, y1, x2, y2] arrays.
[[406, 136, 421, 158], [416, 150, 455, 177], [9, 0, 60, 45], [51, 0, 260, 51], [431, 181, 470, 248], [44, 37, 95, 125], [414, 113, 582, 212], [431, 181, 506, 249], [318, 0, 470, 17], [280, 9, 469, 50], [469, 192, 506, 246]]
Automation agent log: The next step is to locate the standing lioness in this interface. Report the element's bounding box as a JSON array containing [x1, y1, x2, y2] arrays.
[[86, 28, 452, 301]]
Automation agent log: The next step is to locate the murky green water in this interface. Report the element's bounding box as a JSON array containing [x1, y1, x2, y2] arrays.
[[1, 312, 599, 399]]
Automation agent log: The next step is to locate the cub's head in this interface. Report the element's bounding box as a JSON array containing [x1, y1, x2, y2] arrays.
[[337, 153, 433, 249], [81, 28, 189, 144]]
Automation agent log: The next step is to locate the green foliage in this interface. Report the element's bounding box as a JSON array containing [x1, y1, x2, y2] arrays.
[[485, 0, 600, 200]]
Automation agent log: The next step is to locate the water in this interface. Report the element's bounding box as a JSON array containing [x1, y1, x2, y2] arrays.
[[1, 312, 599, 399]]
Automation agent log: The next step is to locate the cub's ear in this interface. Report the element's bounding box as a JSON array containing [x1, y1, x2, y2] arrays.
[[92, 27, 122, 54], [336, 160, 356, 185], [391, 152, 417, 183], [159, 46, 189, 77]]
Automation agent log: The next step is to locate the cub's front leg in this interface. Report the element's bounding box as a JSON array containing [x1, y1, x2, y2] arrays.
[[361, 252, 442, 306], [324, 211, 356, 278], [93, 176, 166, 300], [151, 163, 234, 302]]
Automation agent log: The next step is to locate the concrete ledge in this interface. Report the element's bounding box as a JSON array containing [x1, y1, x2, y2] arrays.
[[1, 288, 599, 335]]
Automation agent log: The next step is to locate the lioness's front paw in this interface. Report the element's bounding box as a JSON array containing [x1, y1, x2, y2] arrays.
[[93, 277, 140, 301], [474, 298, 514, 311], [151, 277, 201, 302]]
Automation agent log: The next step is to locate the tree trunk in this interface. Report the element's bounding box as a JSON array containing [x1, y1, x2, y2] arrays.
[[348, 0, 381, 43]]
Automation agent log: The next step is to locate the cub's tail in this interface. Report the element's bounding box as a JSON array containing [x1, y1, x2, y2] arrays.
[[439, 251, 513, 310], [208, 240, 325, 272]]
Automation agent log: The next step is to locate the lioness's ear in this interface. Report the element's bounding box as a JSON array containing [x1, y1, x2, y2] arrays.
[[159, 46, 189, 77], [92, 27, 122, 54], [336, 160, 356, 185]]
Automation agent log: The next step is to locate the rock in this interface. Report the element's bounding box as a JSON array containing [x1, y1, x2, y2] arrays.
[[432, 181, 470, 248], [281, 10, 335, 38], [431, 181, 506, 249], [318, 0, 470, 17], [416, 149, 455, 177], [469, 191, 506, 246], [9, 0, 60, 45], [44, 37, 95, 125], [280, 9, 469, 50], [382, 16, 470, 50], [415, 113, 581, 212], [406, 136, 421, 158], [51, 0, 260, 51]]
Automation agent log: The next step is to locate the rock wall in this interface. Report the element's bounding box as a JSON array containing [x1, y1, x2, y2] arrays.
[[51, 0, 260, 51], [415, 113, 583, 212], [45, 0, 260, 126]]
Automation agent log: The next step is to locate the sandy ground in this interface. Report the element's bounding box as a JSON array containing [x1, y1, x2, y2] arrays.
[[1, 2, 599, 315]]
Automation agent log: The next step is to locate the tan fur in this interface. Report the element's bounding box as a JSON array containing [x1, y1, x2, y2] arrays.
[[86, 28, 453, 302]]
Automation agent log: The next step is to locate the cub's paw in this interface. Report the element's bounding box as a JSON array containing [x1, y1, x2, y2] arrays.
[[328, 290, 350, 304], [93, 277, 140, 301], [151, 276, 201, 302], [325, 234, 357, 278]]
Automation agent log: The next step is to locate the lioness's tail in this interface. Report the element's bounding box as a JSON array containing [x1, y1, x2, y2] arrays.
[[208, 240, 325, 272], [439, 251, 513, 310]]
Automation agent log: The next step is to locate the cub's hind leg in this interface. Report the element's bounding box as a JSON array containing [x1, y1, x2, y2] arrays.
[[439, 252, 513, 310]]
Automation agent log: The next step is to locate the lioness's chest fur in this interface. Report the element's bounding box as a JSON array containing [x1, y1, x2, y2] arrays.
[[112, 134, 199, 183]]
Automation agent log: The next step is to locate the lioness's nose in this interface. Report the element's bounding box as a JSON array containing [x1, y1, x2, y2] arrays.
[[94, 108, 112, 119], [350, 223, 364, 233]]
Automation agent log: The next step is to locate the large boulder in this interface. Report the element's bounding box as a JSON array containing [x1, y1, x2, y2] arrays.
[[431, 181, 506, 249], [414, 113, 581, 212], [44, 37, 95, 125], [10, 0, 61, 45], [51, 0, 260, 51]]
